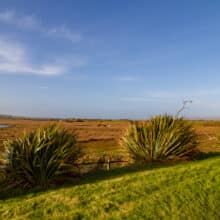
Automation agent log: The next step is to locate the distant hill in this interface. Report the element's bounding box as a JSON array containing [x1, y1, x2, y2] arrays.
[[0, 114, 56, 120], [0, 115, 133, 121], [0, 114, 22, 119]]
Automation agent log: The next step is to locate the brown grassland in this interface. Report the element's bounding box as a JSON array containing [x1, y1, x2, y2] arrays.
[[0, 119, 130, 165], [0, 119, 220, 161]]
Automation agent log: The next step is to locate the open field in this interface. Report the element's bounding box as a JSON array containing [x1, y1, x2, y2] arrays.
[[0, 156, 220, 219], [1, 119, 220, 219], [1, 119, 220, 158], [0, 119, 130, 159]]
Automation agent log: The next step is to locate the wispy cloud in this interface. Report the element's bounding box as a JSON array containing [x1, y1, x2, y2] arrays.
[[0, 10, 81, 42], [121, 89, 220, 102], [0, 10, 39, 30], [47, 26, 81, 43], [0, 37, 85, 76]]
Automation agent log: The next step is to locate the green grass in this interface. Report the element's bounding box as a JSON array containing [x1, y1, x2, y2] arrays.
[[1, 157, 220, 219]]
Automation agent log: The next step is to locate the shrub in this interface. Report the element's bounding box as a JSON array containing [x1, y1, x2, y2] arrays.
[[0, 124, 82, 188], [122, 115, 197, 163]]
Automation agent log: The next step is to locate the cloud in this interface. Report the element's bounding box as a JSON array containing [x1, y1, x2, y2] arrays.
[[47, 26, 81, 43], [121, 89, 220, 103], [0, 37, 85, 76], [0, 10, 15, 22], [0, 10, 39, 30], [0, 10, 81, 42]]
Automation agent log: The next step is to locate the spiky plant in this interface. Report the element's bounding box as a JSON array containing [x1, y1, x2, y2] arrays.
[[0, 153, 5, 181], [0, 124, 82, 188], [122, 115, 197, 163]]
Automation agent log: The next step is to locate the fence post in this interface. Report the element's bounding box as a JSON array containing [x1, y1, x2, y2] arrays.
[[106, 157, 111, 171]]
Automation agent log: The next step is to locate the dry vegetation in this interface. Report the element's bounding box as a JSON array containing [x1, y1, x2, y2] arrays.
[[0, 119, 220, 159], [0, 119, 130, 162]]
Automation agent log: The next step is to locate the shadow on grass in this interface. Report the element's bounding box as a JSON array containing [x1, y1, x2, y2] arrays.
[[1, 153, 220, 201], [192, 151, 220, 160], [0, 162, 176, 201], [81, 161, 179, 184]]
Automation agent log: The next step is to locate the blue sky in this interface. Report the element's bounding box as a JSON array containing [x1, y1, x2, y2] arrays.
[[0, 1, 220, 119]]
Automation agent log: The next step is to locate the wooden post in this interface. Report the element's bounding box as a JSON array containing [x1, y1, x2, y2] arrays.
[[106, 157, 110, 171]]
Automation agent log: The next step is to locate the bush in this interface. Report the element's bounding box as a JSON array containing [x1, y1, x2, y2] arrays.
[[0, 124, 82, 188], [122, 115, 197, 163]]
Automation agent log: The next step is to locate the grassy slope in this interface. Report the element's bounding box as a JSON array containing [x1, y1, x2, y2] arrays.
[[0, 157, 220, 220]]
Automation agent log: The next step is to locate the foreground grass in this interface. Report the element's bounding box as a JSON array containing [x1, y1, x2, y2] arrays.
[[0, 157, 220, 219]]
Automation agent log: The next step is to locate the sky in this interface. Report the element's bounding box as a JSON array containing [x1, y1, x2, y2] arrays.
[[0, 0, 220, 119]]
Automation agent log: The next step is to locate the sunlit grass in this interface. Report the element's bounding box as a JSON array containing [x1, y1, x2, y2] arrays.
[[0, 156, 220, 219]]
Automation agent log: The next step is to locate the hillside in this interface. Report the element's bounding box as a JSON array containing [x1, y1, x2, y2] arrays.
[[0, 156, 220, 219]]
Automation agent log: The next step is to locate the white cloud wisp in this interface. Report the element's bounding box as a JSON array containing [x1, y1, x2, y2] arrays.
[[0, 38, 85, 76], [0, 10, 81, 43]]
